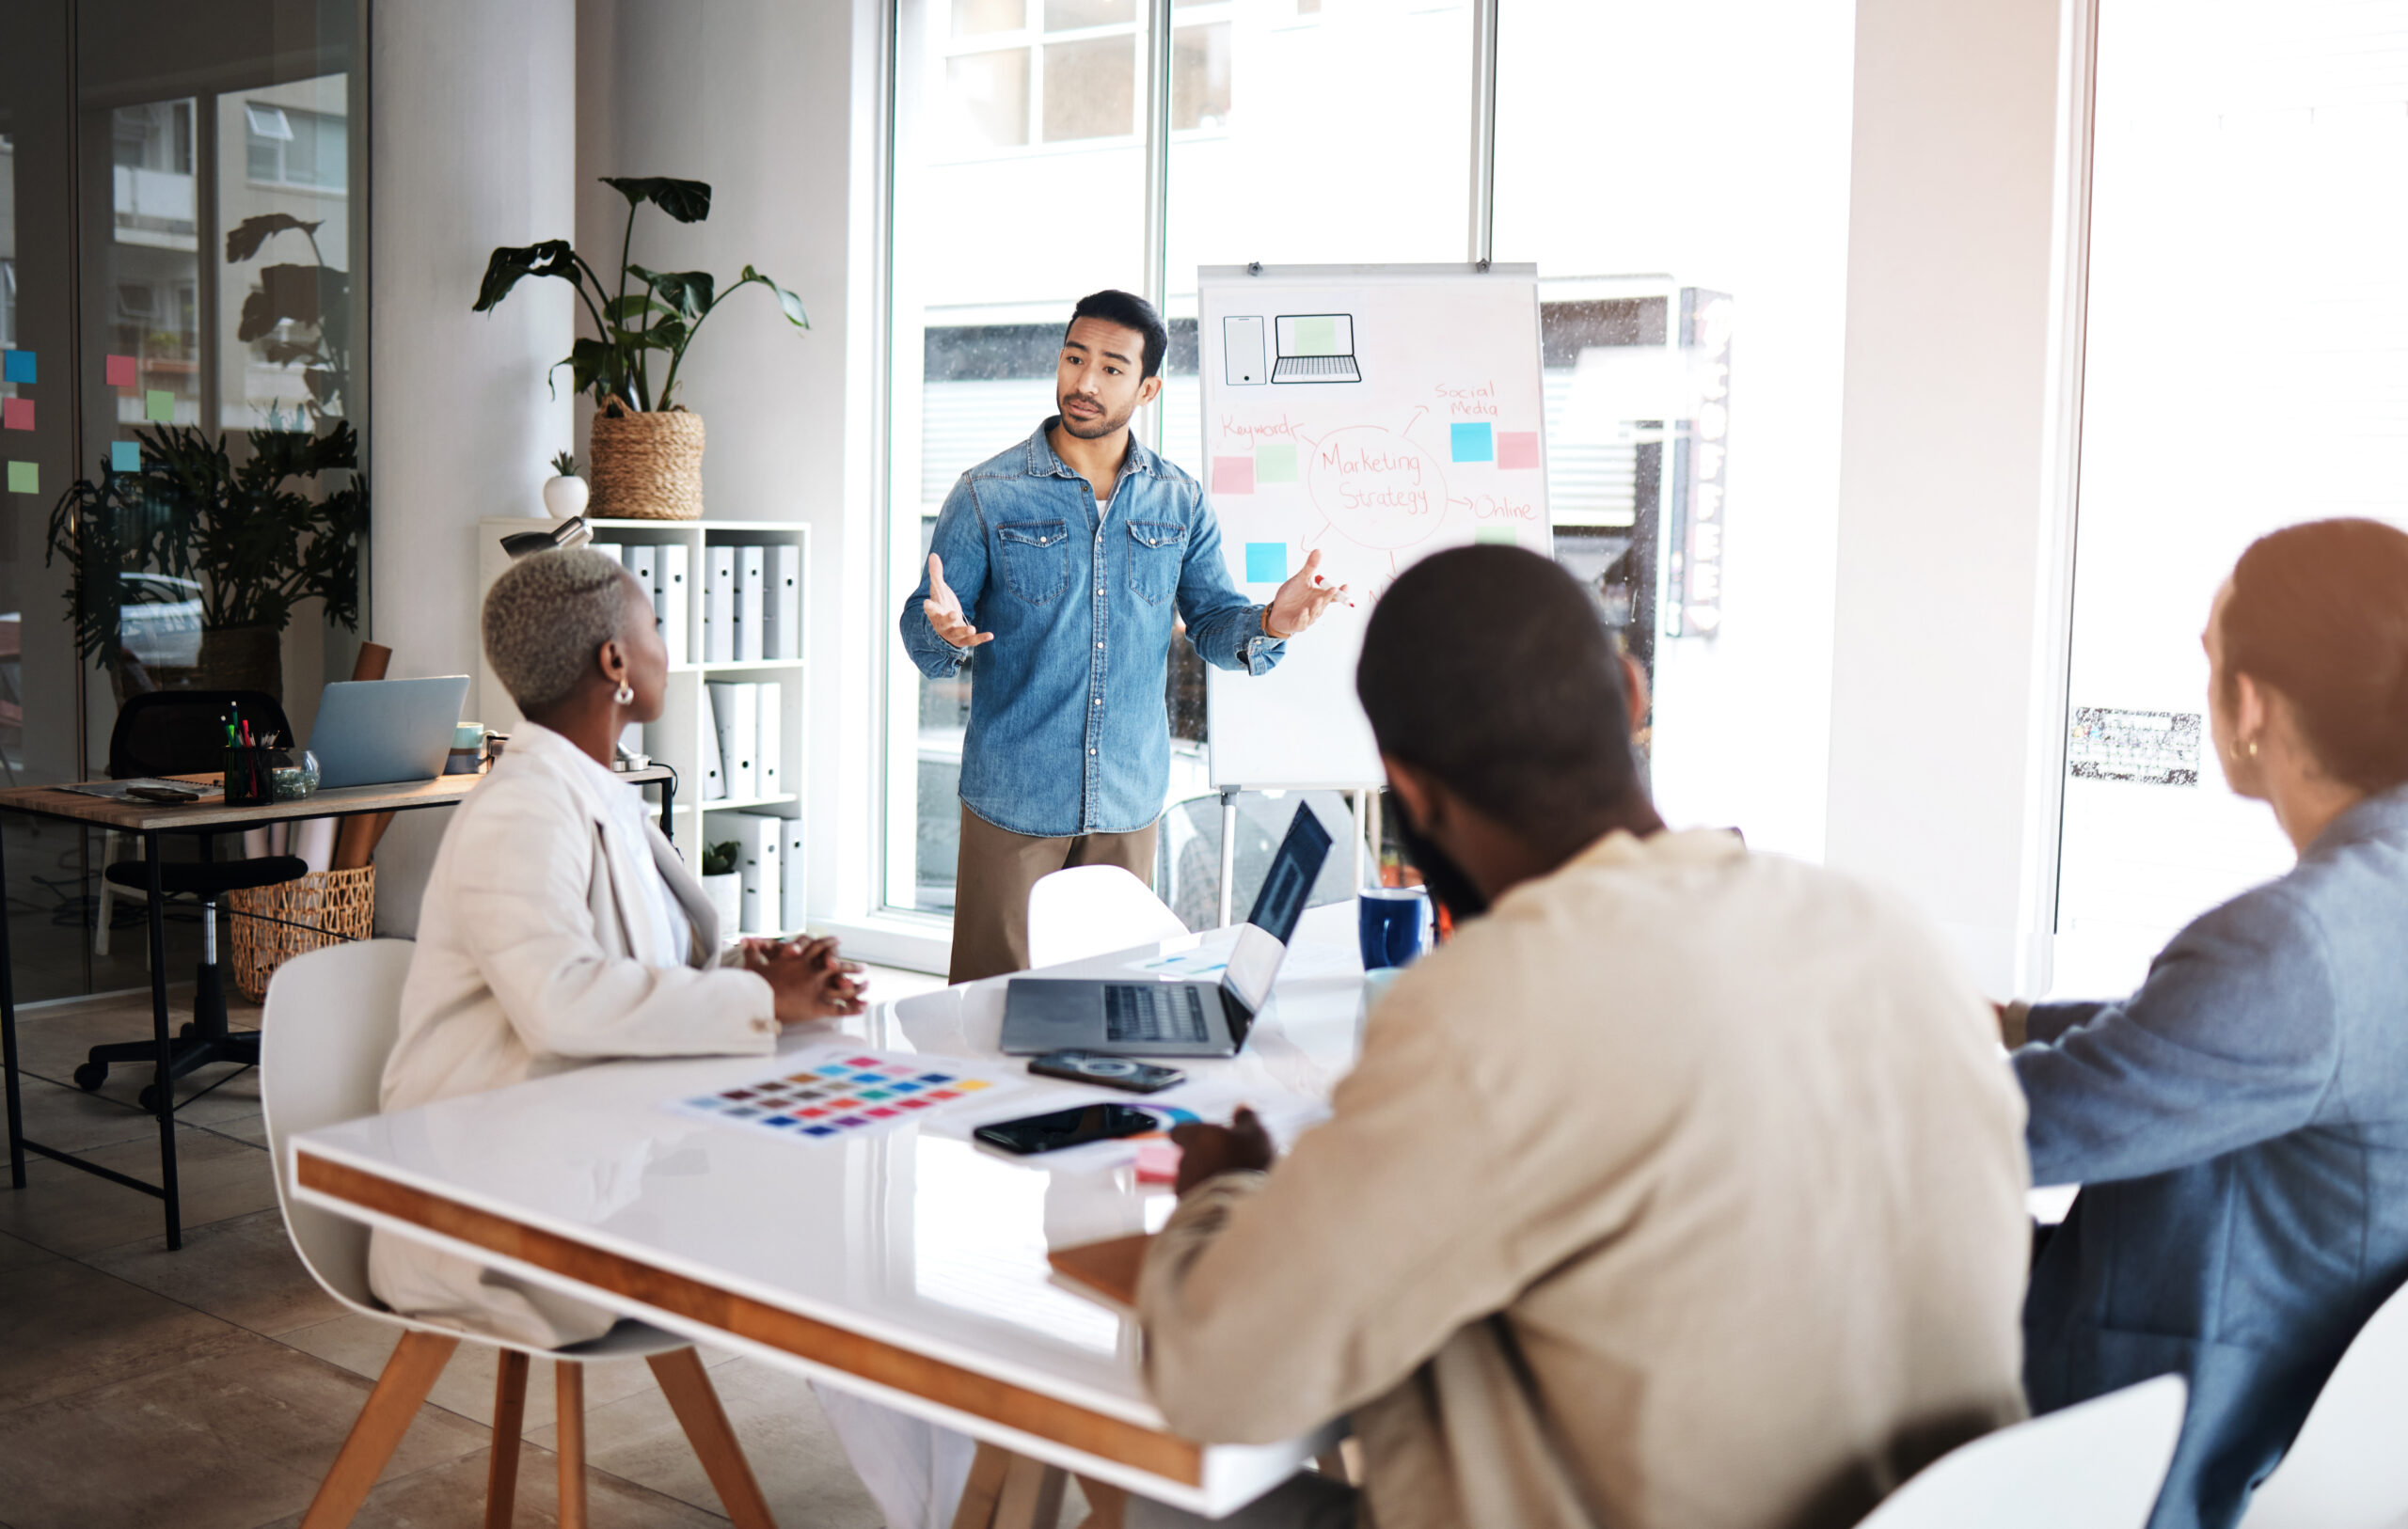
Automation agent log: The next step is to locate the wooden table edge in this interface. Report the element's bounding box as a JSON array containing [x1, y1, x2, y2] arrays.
[[294, 1150, 1205, 1486]]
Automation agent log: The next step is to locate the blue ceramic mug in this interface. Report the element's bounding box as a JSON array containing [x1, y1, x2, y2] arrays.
[[1357, 886, 1433, 970]]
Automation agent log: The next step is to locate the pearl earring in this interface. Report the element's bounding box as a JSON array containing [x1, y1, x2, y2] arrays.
[[614, 681, 634, 705]]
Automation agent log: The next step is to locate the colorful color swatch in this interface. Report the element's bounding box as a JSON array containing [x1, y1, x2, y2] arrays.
[[6, 462, 36, 496], [1475, 528, 1520, 545], [667, 1046, 1020, 1146], [1255, 443, 1299, 483], [104, 355, 137, 388], [2, 351, 34, 385], [1497, 431, 1541, 470], [1, 399, 30, 432], [144, 390, 175, 423], [1450, 423, 1494, 463], [111, 441, 141, 473], [1244, 542, 1288, 584], [1211, 455, 1255, 496]]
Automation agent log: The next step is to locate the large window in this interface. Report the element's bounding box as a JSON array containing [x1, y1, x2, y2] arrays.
[[2052, 0, 2408, 989]]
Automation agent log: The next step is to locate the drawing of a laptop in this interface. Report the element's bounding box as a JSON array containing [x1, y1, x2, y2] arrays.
[[1000, 807, 1335, 1057], [1271, 314, 1362, 385]]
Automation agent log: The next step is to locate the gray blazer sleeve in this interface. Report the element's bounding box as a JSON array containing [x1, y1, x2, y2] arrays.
[[2012, 885, 2340, 1188]]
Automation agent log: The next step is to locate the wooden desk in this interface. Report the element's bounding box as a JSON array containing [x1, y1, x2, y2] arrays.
[[0, 764, 675, 1250]]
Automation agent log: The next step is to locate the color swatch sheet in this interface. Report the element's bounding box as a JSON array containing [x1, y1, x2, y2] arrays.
[[667, 1046, 1023, 1144]]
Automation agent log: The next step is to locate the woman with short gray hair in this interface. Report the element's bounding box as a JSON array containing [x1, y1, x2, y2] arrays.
[[369, 546, 863, 1348]]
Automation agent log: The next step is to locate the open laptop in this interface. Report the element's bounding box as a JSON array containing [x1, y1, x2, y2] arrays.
[[1271, 313, 1362, 384], [309, 676, 470, 788], [1001, 806, 1334, 1058]]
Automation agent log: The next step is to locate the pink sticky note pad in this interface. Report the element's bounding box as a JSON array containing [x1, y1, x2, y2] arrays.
[[1210, 455, 1256, 496], [0, 399, 30, 432], [1134, 1139, 1183, 1185], [105, 355, 138, 388], [1497, 431, 1541, 470]]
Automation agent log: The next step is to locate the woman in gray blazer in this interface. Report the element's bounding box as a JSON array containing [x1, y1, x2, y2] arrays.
[[2012, 517, 2408, 1529]]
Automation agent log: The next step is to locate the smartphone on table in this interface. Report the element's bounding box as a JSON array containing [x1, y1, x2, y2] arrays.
[[974, 1103, 1161, 1157], [1026, 1050, 1186, 1094]]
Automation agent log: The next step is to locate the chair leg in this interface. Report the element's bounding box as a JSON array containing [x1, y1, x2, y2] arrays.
[[484, 1351, 530, 1529], [645, 1348, 777, 1529], [557, 1360, 587, 1529], [994, 1453, 1068, 1529], [300, 1330, 460, 1529], [952, 1443, 1014, 1529], [1074, 1475, 1129, 1529]]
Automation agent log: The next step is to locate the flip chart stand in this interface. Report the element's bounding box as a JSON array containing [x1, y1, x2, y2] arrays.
[[1214, 787, 1373, 928]]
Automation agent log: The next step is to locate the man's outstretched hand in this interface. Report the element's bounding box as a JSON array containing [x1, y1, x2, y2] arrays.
[[1169, 1107, 1275, 1194], [1263, 549, 1350, 640], [923, 553, 993, 651]]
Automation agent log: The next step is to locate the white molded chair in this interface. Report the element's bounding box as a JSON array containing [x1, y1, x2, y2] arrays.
[[261, 938, 776, 1529], [1856, 1375, 2187, 1529], [1025, 864, 1189, 969], [2239, 1280, 2408, 1527]]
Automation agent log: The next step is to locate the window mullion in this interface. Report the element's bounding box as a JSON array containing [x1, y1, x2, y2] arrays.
[[1141, 0, 1171, 454]]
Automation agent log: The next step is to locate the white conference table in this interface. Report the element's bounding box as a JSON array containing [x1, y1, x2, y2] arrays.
[[290, 900, 1371, 1522]]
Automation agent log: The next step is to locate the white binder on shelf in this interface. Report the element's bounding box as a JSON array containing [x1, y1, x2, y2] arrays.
[[737, 546, 766, 662], [755, 681, 782, 796], [707, 682, 757, 800], [721, 812, 782, 936], [704, 545, 737, 664], [625, 544, 657, 631], [656, 544, 689, 667], [699, 694, 726, 800], [781, 818, 806, 932], [767, 544, 800, 660], [588, 541, 623, 567]]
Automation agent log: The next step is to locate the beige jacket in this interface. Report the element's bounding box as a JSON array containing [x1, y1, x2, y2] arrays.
[[1137, 829, 2031, 1529], [368, 722, 778, 1347]]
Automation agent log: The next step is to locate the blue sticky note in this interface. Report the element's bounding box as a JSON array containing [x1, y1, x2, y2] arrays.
[[1245, 542, 1288, 584], [2, 350, 33, 385], [111, 441, 140, 473], [1450, 423, 1494, 463]]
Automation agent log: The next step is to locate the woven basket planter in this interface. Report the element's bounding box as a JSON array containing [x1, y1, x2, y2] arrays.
[[227, 865, 376, 1003], [588, 397, 705, 520]]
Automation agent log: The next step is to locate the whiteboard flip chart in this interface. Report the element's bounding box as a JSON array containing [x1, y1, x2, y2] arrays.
[[1198, 263, 1551, 789]]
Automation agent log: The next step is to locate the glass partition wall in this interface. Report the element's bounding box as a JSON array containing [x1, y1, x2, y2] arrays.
[[0, 1, 365, 1001]]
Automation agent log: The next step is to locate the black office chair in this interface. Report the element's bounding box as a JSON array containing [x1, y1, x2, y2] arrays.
[[73, 689, 309, 1111]]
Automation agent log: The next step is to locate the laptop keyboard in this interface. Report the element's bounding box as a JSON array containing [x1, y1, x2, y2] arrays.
[[1271, 355, 1361, 383], [1103, 984, 1211, 1045]]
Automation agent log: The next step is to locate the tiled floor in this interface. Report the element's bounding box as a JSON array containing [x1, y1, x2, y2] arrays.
[[0, 964, 1095, 1529]]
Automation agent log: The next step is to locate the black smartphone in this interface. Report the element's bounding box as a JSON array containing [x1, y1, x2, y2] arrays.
[[974, 1104, 1162, 1157], [1026, 1050, 1187, 1094]]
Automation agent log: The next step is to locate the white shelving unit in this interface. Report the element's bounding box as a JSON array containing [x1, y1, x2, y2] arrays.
[[476, 518, 808, 932]]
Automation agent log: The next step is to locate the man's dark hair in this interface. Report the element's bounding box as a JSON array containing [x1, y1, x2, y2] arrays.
[[2223, 517, 2408, 793], [1067, 290, 1169, 380], [1356, 545, 1645, 843]]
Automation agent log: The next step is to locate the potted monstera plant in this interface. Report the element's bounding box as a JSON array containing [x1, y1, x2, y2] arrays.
[[474, 177, 810, 520]]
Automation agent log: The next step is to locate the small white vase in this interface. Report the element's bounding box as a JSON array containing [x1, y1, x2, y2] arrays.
[[541, 474, 590, 520], [702, 872, 743, 937]]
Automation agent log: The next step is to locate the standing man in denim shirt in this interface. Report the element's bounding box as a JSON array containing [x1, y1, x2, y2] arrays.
[[901, 291, 1346, 982]]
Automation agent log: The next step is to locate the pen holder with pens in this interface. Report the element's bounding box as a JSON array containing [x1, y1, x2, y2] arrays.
[[223, 746, 291, 806]]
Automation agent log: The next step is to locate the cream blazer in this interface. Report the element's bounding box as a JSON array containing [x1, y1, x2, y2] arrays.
[[368, 722, 778, 1347], [1137, 828, 2033, 1529]]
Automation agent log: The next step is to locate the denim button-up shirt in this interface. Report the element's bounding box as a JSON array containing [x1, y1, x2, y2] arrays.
[[899, 419, 1285, 839]]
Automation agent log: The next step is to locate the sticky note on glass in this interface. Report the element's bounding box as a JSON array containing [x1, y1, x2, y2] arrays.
[[1255, 444, 1299, 483], [1450, 423, 1494, 463], [1211, 455, 1255, 496], [1475, 528, 1519, 545], [2, 351, 34, 385], [1245, 542, 1288, 584], [1, 399, 30, 432], [111, 440, 141, 473], [6, 462, 36, 496], [105, 355, 138, 388], [145, 389, 175, 423], [1497, 431, 1540, 470]]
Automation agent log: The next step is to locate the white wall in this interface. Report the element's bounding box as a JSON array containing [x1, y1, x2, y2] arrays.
[[575, 0, 881, 938], [1824, 0, 2077, 993], [367, 0, 577, 934]]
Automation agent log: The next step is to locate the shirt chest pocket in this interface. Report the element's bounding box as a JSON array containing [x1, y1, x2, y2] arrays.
[[1126, 520, 1187, 606], [995, 519, 1071, 606]]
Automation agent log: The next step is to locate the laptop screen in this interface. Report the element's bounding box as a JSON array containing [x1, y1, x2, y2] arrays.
[[1223, 807, 1334, 1012]]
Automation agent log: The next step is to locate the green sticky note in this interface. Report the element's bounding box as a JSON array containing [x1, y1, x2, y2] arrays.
[[145, 389, 174, 423], [1475, 528, 1518, 545], [1293, 315, 1339, 356], [1256, 443, 1299, 483], [7, 461, 37, 496]]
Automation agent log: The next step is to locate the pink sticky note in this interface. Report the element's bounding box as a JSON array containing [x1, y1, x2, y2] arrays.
[[0, 399, 30, 432], [1134, 1139, 1183, 1185], [1210, 455, 1256, 496], [1497, 431, 1541, 470], [104, 355, 138, 388]]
